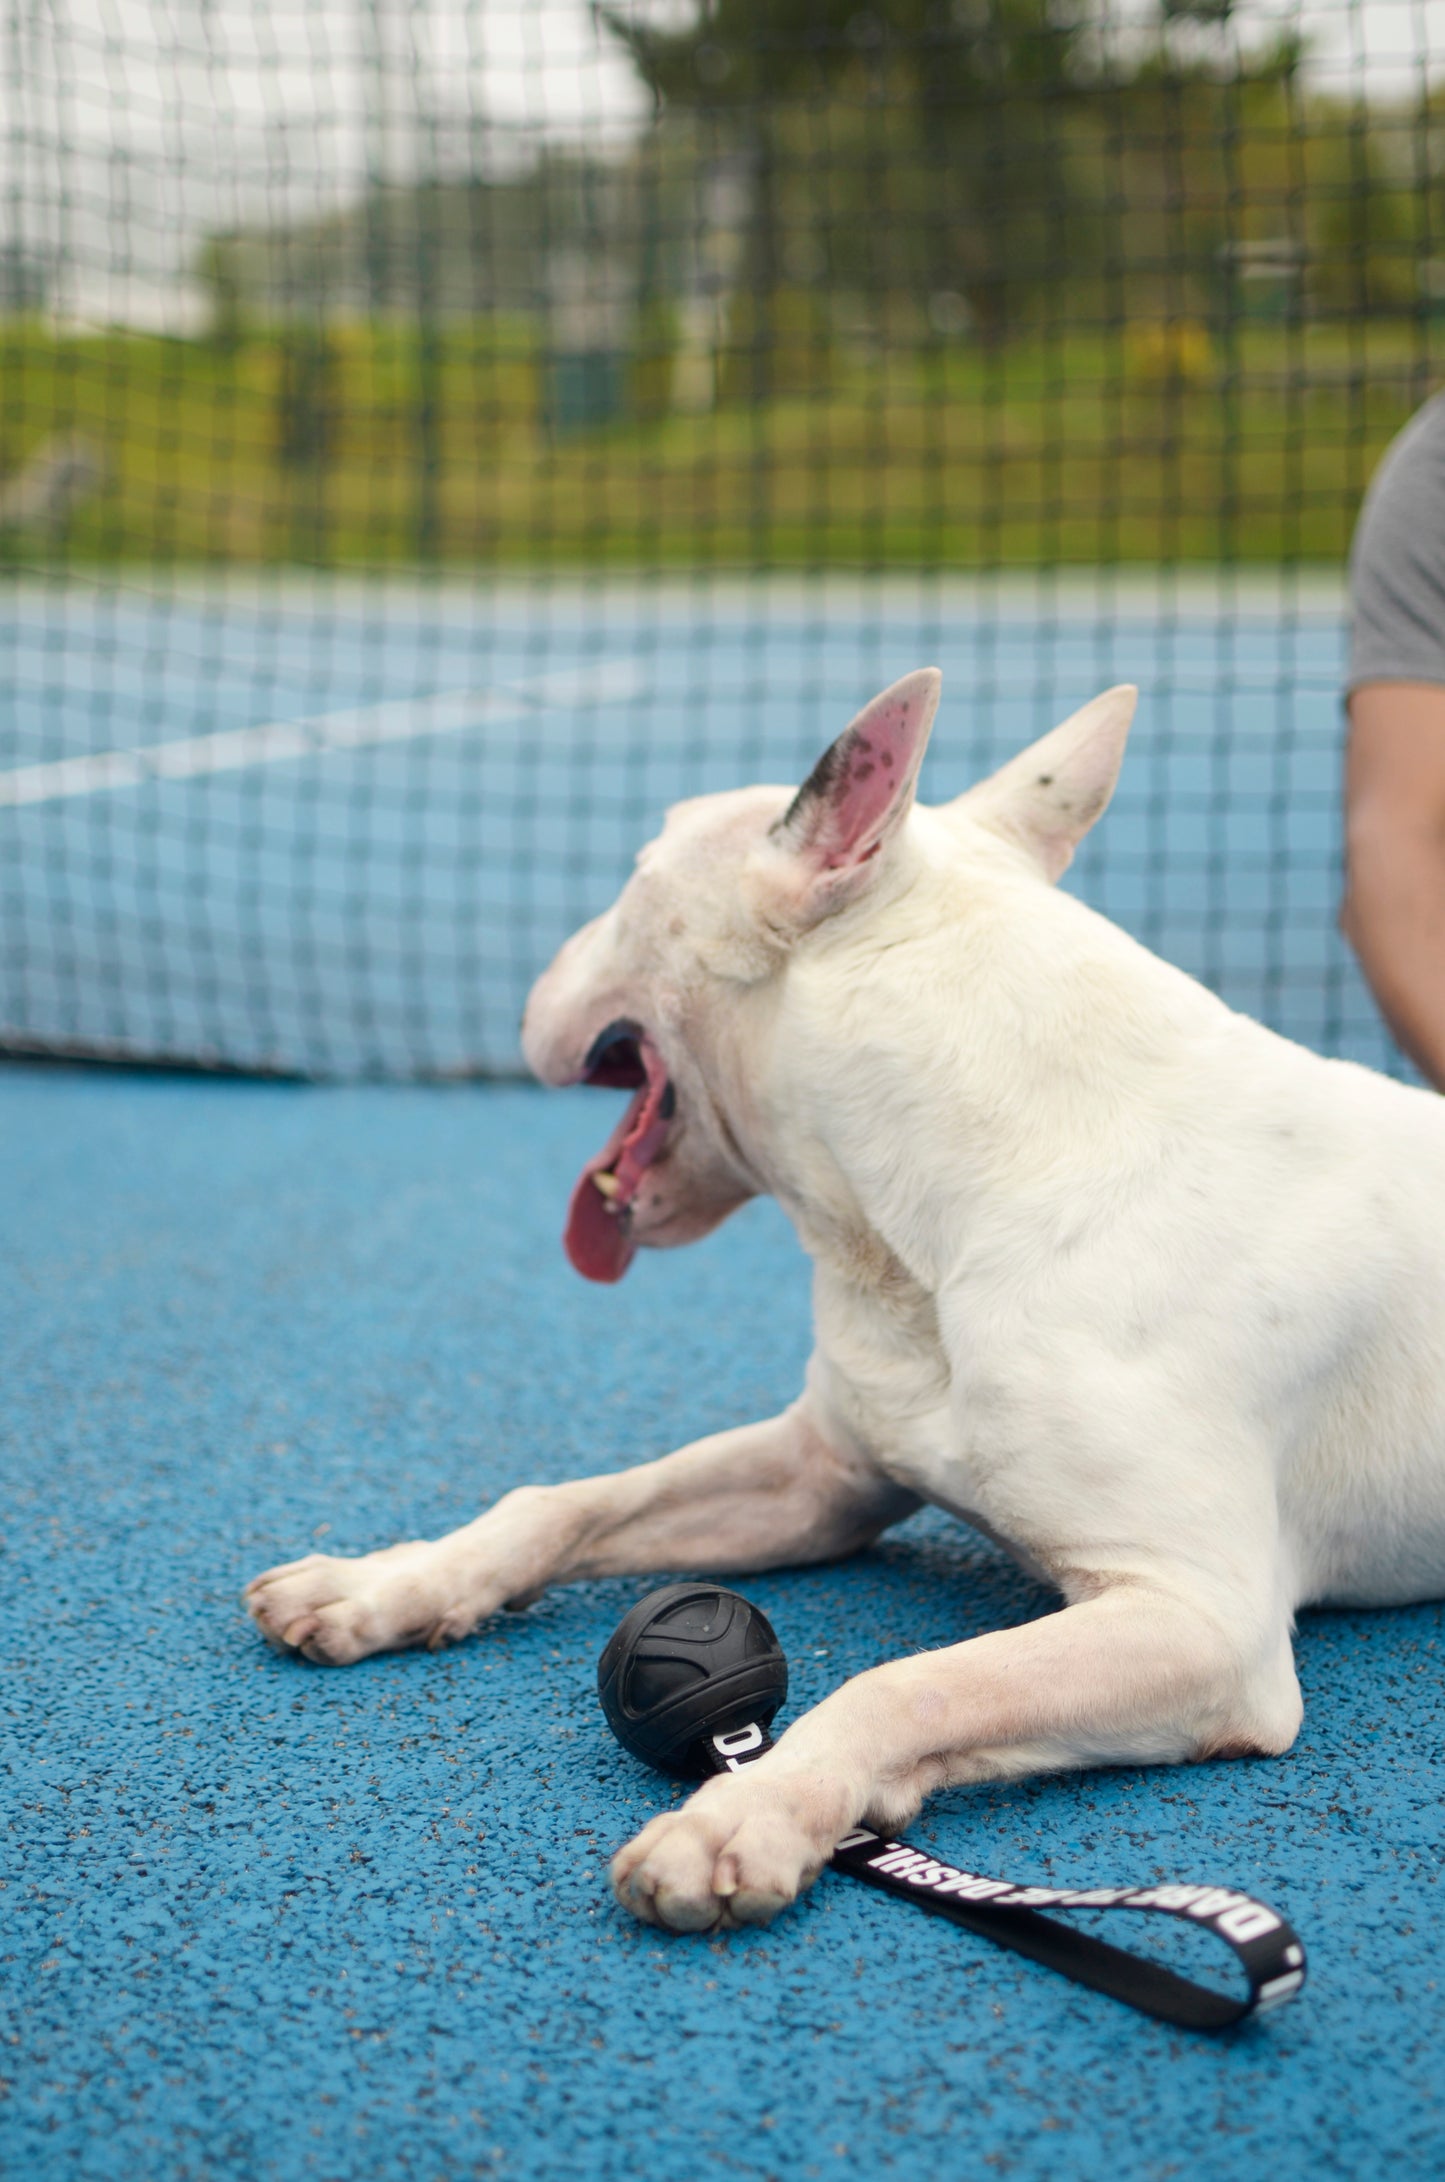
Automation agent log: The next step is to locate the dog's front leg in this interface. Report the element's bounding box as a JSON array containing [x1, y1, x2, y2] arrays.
[[244, 1391, 916, 1665], [611, 1580, 1302, 1931]]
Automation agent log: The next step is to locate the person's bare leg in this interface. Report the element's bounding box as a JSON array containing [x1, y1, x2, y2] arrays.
[[244, 1395, 916, 1665]]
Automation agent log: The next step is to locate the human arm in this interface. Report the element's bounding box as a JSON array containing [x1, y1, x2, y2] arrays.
[[1340, 681, 1445, 1091]]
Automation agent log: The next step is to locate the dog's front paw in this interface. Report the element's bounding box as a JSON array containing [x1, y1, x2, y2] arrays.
[[244, 1541, 478, 1665], [610, 1769, 848, 1933]]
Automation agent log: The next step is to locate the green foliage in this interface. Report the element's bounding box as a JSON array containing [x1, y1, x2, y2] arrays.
[[1312, 143, 1424, 316], [0, 317, 1432, 568], [601, 0, 1101, 340], [595, 1, 1319, 343], [598, 0, 1093, 113], [717, 287, 833, 404], [276, 332, 337, 469], [630, 300, 682, 421], [196, 236, 248, 353]]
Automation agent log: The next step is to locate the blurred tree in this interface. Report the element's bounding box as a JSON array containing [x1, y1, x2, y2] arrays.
[[599, 0, 1100, 352], [277, 331, 337, 469], [196, 235, 247, 353], [1311, 128, 1424, 318], [598, 0, 1314, 359]]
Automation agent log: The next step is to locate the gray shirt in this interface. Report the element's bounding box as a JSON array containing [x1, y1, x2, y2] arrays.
[[1349, 391, 1445, 695]]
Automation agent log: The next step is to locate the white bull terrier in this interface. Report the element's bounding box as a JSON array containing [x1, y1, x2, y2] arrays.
[[246, 668, 1445, 1934]]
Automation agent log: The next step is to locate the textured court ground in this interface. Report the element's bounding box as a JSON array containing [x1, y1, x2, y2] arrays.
[[4, 1063, 1442, 2181]]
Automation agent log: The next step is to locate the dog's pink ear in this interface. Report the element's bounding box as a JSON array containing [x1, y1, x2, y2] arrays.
[[763, 668, 941, 924], [964, 684, 1137, 881]]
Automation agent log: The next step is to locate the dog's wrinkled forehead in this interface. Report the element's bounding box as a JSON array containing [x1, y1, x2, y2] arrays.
[[618, 785, 791, 940], [643, 784, 789, 871]]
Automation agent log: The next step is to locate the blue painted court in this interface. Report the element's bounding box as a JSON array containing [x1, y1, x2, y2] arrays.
[[3, 582, 1441, 2180]]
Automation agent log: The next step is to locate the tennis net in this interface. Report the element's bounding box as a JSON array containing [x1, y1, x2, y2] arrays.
[[0, 0, 1436, 1076]]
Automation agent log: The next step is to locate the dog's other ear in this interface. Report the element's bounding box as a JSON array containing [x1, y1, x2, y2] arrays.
[[963, 684, 1137, 881], [758, 667, 941, 928]]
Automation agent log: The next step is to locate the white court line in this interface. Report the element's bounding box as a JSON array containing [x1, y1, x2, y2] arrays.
[[0, 658, 646, 810]]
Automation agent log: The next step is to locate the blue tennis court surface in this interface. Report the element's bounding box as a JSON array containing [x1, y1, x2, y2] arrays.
[[0, 578, 1399, 1078], [4, 1062, 1443, 2181], [3, 578, 1438, 2177]]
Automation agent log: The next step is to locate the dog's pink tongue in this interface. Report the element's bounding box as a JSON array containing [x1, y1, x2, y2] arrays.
[[564, 1049, 672, 1284], [565, 1160, 639, 1283]]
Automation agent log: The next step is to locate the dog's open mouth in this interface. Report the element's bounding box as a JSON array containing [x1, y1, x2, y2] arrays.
[[565, 1021, 677, 1283]]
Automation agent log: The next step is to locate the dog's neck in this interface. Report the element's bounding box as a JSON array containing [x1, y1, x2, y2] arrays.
[[755, 818, 1233, 1298]]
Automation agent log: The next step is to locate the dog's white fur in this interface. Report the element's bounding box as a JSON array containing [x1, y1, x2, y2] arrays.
[[246, 670, 1445, 1936]]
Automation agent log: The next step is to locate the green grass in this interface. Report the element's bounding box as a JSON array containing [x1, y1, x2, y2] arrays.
[[0, 316, 1436, 568]]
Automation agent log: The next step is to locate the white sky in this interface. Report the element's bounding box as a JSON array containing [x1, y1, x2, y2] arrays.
[[3, 0, 1445, 324]]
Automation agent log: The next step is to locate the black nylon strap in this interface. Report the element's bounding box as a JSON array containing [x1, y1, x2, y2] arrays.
[[701, 1725, 1306, 2031]]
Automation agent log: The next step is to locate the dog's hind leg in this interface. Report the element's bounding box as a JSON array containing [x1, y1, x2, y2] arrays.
[[243, 1388, 917, 1666], [610, 1578, 1301, 1932]]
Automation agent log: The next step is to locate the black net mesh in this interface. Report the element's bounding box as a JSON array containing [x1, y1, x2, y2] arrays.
[[0, 0, 1437, 1077]]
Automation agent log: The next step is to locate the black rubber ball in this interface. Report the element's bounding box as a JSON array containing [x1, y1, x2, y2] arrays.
[[597, 1582, 789, 1777]]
